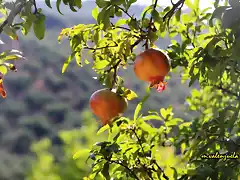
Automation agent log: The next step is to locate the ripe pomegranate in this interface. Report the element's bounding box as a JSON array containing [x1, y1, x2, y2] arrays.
[[89, 88, 128, 125], [0, 78, 6, 98], [134, 48, 170, 92]]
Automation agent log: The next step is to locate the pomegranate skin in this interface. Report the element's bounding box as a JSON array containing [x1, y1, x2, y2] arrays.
[[134, 48, 170, 82], [89, 88, 128, 125]]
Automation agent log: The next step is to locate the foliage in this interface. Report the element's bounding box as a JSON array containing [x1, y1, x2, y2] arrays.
[[26, 110, 106, 180], [0, 0, 239, 180], [56, 0, 240, 179]]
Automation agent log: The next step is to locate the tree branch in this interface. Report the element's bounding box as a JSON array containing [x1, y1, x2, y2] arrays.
[[163, 0, 185, 22], [152, 160, 169, 180], [32, 0, 38, 14], [149, 0, 159, 27], [116, 5, 144, 33], [83, 44, 118, 51], [215, 85, 239, 100]]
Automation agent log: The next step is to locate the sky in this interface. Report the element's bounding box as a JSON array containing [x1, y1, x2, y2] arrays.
[[82, 0, 216, 9], [133, 0, 215, 9]]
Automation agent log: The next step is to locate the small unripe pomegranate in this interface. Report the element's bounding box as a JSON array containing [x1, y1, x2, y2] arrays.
[[134, 48, 170, 92], [89, 88, 128, 125]]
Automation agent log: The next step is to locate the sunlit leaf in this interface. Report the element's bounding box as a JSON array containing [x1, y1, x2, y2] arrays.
[[73, 149, 90, 160], [134, 87, 150, 121], [97, 124, 110, 135], [62, 53, 75, 73], [142, 115, 163, 121], [92, 7, 99, 21], [94, 60, 109, 69], [122, 89, 138, 100], [0, 65, 7, 75]]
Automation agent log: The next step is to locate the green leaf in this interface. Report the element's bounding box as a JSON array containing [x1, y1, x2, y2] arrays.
[[134, 87, 150, 121], [188, 73, 199, 87], [126, 0, 137, 10], [73, 149, 89, 160], [165, 118, 184, 127], [115, 19, 127, 26], [56, 0, 63, 15], [75, 52, 82, 66], [193, 0, 200, 9], [152, 9, 161, 22], [0, 66, 8, 75], [141, 5, 152, 20], [0, 54, 22, 62], [142, 115, 162, 121], [96, 0, 109, 8], [111, 0, 125, 5], [45, 0, 52, 8], [122, 89, 138, 100], [92, 7, 99, 21], [22, 17, 33, 36], [128, 18, 139, 30], [175, 9, 181, 22], [74, 0, 82, 8], [170, 167, 178, 179], [33, 14, 46, 40], [101, 162, 110, 180], [94, 60, 109, 69], [160, 108, 167, 119], [97, 7, 111, 29], [62, 53, 75, 73], [185, 0, 194, 9], [179, 122, 192, 129], [97, 124, 110, 135]]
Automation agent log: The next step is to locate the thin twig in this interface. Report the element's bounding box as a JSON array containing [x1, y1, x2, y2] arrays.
[[132, 128, 145, 154], [116, 5, 144, 32], [83, 44, 117, 50], [32, 0, 38, 14], [116, 6, 132, 19], [130, 38, 143, 52], [163, 0, 185, 22]]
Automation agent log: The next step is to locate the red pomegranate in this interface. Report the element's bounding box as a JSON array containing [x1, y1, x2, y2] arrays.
[[134, 48, 170, 92], [89, 88, 128, 125]]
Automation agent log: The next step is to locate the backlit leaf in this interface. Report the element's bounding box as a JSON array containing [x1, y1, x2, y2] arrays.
[[92, 7, 99, 21], [73, 149, 89, 160], [33, 14, 46, 40], [56, 0, 63, 15], [0, 65, 7, 75], [62, 53, 75, 73], [45, 0, 52, 8], [134, 87, 150, 121], [97, 124, 110, 135], [123, 89, 138, 100]]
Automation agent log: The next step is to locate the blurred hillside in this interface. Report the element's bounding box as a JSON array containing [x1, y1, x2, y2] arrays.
[[0, 1, 194, 179]]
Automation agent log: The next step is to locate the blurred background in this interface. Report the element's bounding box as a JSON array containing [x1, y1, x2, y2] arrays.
[[0, 0, 201, 179]]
